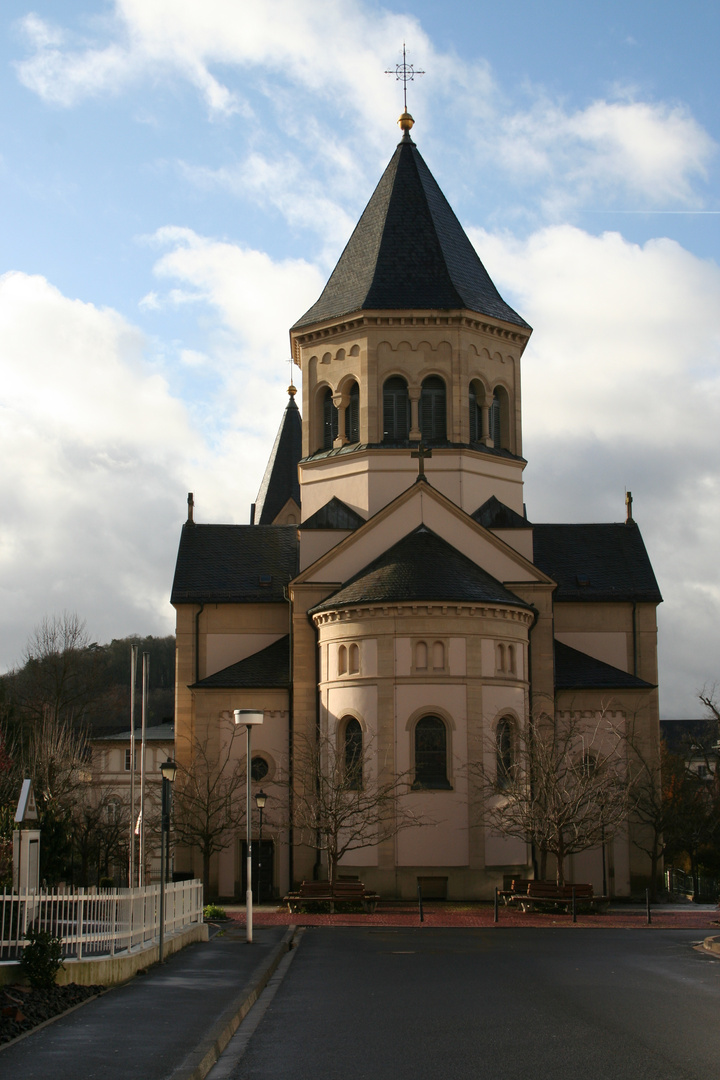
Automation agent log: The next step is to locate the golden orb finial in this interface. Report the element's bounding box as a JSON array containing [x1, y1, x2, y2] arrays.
[[398, 109, 414, 132], [288, 383, 297, 397]]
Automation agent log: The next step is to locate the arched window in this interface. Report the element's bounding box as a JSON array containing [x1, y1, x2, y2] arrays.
[[496, 642, 506, 674], [420, 376, 447, 443], [469, 386, 483, 443], [496, 718, 514, 789], [323, 388, 338, 450], [383, 377, 410, 442], [413, 716, 450, 789], [344, 717, 363, 789], [338, 645, 347, 676], [415, 641, 428, 670], [348, 643, 360, 674], [490, 389, 501, 449], [507, 644, 516, 675], [346, 381, 360, 444], [432, 641, 445, 670]]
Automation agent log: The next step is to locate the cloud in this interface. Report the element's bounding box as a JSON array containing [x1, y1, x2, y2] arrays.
[[471, 224, 720, 714], [0, 271, 198, 665]]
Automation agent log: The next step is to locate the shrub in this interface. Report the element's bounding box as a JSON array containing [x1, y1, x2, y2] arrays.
[[20, 927, 64, 988], [99, 877, 115, 889], [203, 903, 227, 921]]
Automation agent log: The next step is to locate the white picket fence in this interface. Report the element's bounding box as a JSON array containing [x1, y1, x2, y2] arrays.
[[0, 880, 204, 962]]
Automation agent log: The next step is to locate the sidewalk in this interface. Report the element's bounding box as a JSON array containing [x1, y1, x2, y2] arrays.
[[0, 924, 291, 1080]]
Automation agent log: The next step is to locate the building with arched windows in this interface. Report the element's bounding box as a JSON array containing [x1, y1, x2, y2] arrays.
[[171, 111, 661, 901]]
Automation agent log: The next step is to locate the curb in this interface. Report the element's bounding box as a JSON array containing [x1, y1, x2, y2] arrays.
[[168, 926, 297, 1080], [703, 935, 720, 956]]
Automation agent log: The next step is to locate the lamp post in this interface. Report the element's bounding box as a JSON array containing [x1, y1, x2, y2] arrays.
[[158, 758, 177, 964], [255, 789, 267, 905], [234, 710, 264, 943]]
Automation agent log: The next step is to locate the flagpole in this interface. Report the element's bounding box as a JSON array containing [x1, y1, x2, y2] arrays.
[[129, 644, 138, 888], [139, 652, 149, 887]]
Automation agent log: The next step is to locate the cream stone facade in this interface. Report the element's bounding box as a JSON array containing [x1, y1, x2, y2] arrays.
[[171, 114, 662, 901]]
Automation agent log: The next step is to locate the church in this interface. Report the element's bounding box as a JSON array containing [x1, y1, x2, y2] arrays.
[[170, 107, 662, 902]]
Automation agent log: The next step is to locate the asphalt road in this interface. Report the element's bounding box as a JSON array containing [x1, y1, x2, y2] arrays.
[[219, 927, 720, 1080]]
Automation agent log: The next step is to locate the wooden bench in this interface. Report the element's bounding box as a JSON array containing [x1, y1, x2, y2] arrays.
[[284, 880, 380, 914], [516, 881, 595, 913], [498, 878, 534, 906]]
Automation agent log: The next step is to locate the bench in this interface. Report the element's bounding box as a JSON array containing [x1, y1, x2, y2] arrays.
[[498, 878, 534, 906], [516, 881, 595, 913], [284, 880, 380, 914]]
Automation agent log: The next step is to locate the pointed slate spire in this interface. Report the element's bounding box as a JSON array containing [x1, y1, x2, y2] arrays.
[[254, 387, 302, 524], [293, 132, 529, 330]]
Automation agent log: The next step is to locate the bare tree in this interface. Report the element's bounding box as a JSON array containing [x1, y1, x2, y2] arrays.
[[290, 730, 425, 886], [476, 707, 631, 887], [13, 613, 101, 728], [627, 737, 682, 902], [172, 717, 247, 896]]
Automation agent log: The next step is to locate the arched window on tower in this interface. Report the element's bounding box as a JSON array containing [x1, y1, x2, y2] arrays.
[[348, 643, 360, 674], [469, 384, 483, 443], [420, 376, 447, 443], [490, 389, 501, 449], [496, 717, 515, 790], [343, 717, 363, 789], [383, 377, 410, 442], [346, 381, 360, 444], [323, 388, 338, 450], [413, 716, 451, 789]]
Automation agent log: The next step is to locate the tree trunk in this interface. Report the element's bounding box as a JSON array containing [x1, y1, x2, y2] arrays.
[[556, 840, 566, 887], [649, 848, 659, 903], [203, 853, 211, 900]]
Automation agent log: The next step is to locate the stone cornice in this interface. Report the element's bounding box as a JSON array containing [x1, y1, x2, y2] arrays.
[[313, 603, 534, 627], [291, 311, 531, 363]]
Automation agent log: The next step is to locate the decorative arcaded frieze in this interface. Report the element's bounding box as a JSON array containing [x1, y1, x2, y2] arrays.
[[292, 313, 529, 348], [312, 604, 534, 627]]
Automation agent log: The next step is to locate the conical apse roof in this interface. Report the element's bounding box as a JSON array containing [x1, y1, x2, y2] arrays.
[[293, 132, 529, 330], [254, 391, 302, 524]]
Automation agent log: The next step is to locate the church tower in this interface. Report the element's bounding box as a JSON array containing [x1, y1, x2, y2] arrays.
[[291, 110, 532, 535]]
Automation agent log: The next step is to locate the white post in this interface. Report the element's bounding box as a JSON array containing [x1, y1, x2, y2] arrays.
[[129, 644, 138, 888], [139, 652, 149, 887], [233, 710, 264, 946]]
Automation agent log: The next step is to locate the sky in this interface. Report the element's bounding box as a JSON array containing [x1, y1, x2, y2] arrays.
[[0, 0, 718, 717]]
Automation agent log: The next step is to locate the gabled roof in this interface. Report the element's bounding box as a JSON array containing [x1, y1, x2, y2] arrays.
[[299, 497, 365, 530], [94, 722, 175, 742], [532, 523, 662, 603], [192, 636, 290, 689], [171, 524, 298, 604], [293, 133, 529, 331], [471, 495, 531, 530], [309, 525, 530, 614], [660, 718, 719, 754], [554, 640, 655, 691], [254, 392, 302, 524]]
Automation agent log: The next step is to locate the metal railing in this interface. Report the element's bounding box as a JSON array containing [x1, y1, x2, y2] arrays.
[[0, 879, 204, 962], [665, 867, 719, 903]]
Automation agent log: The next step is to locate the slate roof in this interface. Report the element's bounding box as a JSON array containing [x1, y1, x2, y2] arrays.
[[471, 495, 531, 530], [171, 524, 298, 604], [192, 636, 290, 689], [532, 523, 662, 603], [554, 640, 654, 691], [299, 497, 366, 530], [310, 525, 530, 614], [95, 722, 175, 742], [254, 393, 302, 524], [293, 133, 529, 330]]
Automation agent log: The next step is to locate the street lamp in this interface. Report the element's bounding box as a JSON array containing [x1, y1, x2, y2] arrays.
[[255, 789, 267, 905], [158, 758, 177, 963], [234, 710, 264, 943]]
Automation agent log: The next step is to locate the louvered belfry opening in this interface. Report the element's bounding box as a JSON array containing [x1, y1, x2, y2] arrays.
[[469, 384, 483, 443], [420, 376, 447, 443], [347, 381, 360, 444], [490, 389, 501, 449], [323, 387, 338, 450], [383, 376, 410, 442]]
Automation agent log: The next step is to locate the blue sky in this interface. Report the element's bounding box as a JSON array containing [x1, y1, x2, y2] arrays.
[[1, 0, 718, 716]]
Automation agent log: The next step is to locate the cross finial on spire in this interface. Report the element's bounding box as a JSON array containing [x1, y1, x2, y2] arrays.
[[625, 490, 634, 526], [385, 42, 424, 116]]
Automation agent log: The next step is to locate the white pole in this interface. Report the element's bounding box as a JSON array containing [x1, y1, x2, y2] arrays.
[[139, 652, 149, 887], [246, 723, 253, 944], [129, 644, 137, 888]]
